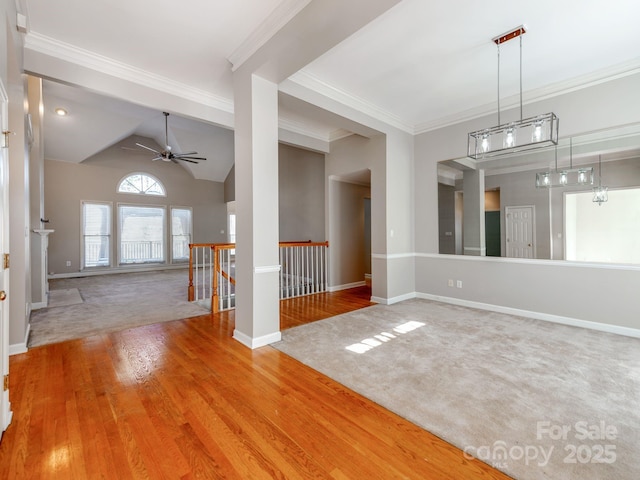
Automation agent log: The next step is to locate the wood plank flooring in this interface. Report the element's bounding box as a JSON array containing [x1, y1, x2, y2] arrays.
[[0, 287, 511, 479]]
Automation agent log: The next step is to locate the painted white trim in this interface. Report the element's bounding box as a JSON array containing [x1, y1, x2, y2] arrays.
[[371, 252, 415, 260], [329, 281, 366, 292], [233, 329, 282, 349], [288, 70, 414, 134], [254, 265, 281, 274], [364, 273, 372, 279], [228, 0, 312, 71], [31, 301, 47, 310], [24, 32, 234, 113], [278, 116, 351, 145], [414, 252, 640, 271], [328, 174, 370, 188], [463, 247, 486, 253], [415, 59, 640, 134], [9, 323, 30, 356], [416, 293, 640, 339], [50, 264, 188, 279], [371, 291, 416, 305]]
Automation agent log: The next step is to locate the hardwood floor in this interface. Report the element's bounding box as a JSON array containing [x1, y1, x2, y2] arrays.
[[0, 288, 510, 479], [280, 285, 374, 329]]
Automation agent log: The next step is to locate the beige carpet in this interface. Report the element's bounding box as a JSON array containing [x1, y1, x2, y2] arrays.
[[47, 288, 83, 308], [29, 269, 209, 347], [273, 298, 640, 480]]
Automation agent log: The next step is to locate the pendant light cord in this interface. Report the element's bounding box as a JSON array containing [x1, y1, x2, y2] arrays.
[[519, 35, 523, 121], [497, 43, 501, 126], [496, 29, 524, 124]]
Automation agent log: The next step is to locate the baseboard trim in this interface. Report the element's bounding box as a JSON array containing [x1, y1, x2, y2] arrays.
[[9, 323, 30, 356], [328, 281, 366, 292], [31, 301, 47, 310], [50, 264, 188, 279], [416, 293, 640, 339], [371, 292, 417, 305], [233, 329, 282, 349]]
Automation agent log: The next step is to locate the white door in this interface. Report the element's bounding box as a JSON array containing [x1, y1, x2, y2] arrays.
[[505, 206, 535, 258], [0, 80, 11, 439]]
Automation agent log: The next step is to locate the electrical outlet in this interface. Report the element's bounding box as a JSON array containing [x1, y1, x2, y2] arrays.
[[66, 261, 71, 267], [456, 280, 463, 288], [448, 279, 454, 287]]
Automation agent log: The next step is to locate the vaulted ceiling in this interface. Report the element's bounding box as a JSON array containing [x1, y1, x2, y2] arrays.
[[18, 0, 640, 181]]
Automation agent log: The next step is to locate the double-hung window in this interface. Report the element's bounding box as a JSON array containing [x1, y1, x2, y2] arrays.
[[83, 174, 193, 268], [171, 207, 192, 263], [82, 201, 112, 268], [118, 204, 166, 265]]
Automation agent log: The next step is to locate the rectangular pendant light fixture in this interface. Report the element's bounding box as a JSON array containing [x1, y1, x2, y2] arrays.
[[468, 26, 559, 160], [468, 112, 559, 160], [535, 167, 594, 188]]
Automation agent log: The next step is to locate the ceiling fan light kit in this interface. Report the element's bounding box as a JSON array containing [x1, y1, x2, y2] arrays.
[[136, 112, 207, 164]]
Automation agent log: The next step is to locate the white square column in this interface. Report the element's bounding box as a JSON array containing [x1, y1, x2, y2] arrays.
[[232, 73, 281, 348]]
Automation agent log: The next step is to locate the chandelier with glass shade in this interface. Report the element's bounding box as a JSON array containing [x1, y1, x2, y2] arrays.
[[468, 26, 559, 160]]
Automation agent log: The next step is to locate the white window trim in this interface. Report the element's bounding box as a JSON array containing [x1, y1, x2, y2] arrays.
[[227, 201, 236, 244], [117, 172, 166, 197], [117, 202, 168, 266], [170, 205, 193, 264], [81, 200, 113, 270]]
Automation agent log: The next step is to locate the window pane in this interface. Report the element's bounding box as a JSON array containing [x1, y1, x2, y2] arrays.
[[229, 214, 236, 243], [171, 208, 192, 262], [83, 202, 111, 268], [118, 173, 165, 196], [119, 205, 165, 264]]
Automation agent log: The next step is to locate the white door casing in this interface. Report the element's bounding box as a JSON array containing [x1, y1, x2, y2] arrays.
[[505, 206, 535, 258], [0, 78, 12, 438]]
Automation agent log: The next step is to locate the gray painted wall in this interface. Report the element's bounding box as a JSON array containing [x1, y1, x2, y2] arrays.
[[329, 179, 370, 286], [44, 144, 227, 275], [438, 183, 456, 254], [278, 143, 325, 242], [222, 143, 326, 242], [416, 73, 640, 330], [325, 135, 380, 288]]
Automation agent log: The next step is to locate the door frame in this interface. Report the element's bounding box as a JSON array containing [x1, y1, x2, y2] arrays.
[[0, 77, 12, 437]]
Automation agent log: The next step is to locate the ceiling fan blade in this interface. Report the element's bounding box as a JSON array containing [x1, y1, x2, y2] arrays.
[[173, 151, 197, 157], [151, 156, 164, 161], [176, 156, 207, 161], [136, 143, 161, 154], [176, 158, 199, 164]]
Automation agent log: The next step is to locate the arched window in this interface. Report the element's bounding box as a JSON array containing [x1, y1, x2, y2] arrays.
[[117, 173, 166, 196]]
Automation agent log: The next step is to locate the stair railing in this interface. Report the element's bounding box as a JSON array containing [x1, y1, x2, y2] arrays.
[[189, 241, 329, 312]]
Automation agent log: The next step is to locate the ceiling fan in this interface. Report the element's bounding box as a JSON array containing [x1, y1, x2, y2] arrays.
[[136, 112, 207, 164]]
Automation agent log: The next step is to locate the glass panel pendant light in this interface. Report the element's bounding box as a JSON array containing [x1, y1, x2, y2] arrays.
[[592, 155, 608, 205], [535, 138, 594, 188], [468, 26, 559, 160]]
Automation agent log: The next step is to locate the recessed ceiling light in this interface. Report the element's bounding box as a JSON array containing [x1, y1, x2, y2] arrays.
[[55, 108, 68, 116]]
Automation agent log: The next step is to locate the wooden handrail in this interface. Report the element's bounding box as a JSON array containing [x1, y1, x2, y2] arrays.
[[279, 241, 329, 248]]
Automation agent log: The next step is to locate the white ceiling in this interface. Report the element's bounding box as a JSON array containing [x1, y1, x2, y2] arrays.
[[21, 0, 640, 181]]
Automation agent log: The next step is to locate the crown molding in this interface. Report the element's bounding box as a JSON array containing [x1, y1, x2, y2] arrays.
[[279, 116, 352, 144], [329, 129, 353, 142], [228, 0, 312, 71], [288, 70, 414, 135], [415, 58, 640, 135], [278, 116, 329, 142], [24, 31, 234, 113]]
